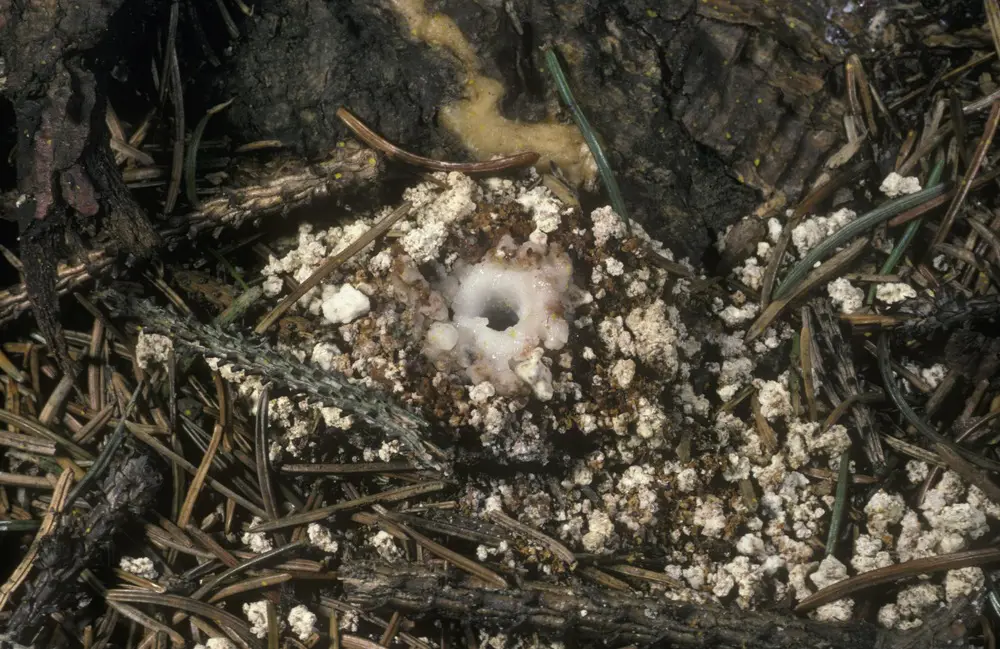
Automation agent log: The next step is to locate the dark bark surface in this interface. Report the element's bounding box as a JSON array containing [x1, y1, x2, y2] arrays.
[[5, 452, 161, 646], [218, 0, 873, 258], [222, 1, 462, 163], [0, 0, 162, 372]]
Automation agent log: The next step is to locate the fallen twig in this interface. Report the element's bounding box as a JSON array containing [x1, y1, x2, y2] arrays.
[[340, 560, 878, 649], [0, 143, 380, 327]]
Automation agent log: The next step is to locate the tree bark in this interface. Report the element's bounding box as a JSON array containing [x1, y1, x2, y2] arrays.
[[1, 0, 162, 373]]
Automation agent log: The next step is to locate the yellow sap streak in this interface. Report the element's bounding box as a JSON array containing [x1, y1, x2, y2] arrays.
[[389, 0, 597, 187]]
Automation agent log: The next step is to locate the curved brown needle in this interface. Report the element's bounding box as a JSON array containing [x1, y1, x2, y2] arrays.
[[795, 546, 1000, 613], [336, 107, 540, 173]]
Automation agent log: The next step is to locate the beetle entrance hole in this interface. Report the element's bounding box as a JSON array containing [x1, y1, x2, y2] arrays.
[[482, 297, 519, 331]]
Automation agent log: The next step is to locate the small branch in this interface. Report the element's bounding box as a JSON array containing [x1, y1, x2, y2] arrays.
[[0, 142, 380, 328], [105, 298, 442, 471], [340, 561, 879, 649]]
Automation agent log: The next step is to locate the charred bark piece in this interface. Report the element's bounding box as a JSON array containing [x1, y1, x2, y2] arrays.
[[222, 0, 460, 163], [1, 0, 162, 373], [811, 298, 886, 474], [3, 451, 161, 645], [11, 61, 99, 374], [84, 135, 161, 259]]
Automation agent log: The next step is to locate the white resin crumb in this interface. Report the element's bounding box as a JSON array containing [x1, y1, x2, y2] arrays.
[[625, 300, 679, 379], [920, 364, 947, 390], [864, 490, 907, 535], [581, 510, 615, 552], [370, 530, 403, 562], [591, 206, 627, 246], [813, 599, 854, 622], [310, 341, 341, 371], [401, 221, 448, 263], [880, 172, 922, 198], [135, 332, 173, 370], [880, 583, 943, 630], [735, 257, 764, 290], [241, 517, 274, 553], [243, 600, 283, 638], [851, 534, 894, 574], [635, 397, 666, 440], [768, 217, 783, 243], [719, 303, 759, 326], [906, 460, 929, 484], [945, 567, 984, 603], [754, 379, 792, 421], [736, 533, 766, 558], [792, 208, 856, 256], [320, 406, 353, 430], [827, 278, 864, 314], [288, 605, 317, 641], [516, 186, 563, 233], [119, 556, 157, 580], [469, 381, 496, 404], [403, 171, 477, 226], [321, 284, 371, 325], [694, 497, 728, 538], [513, 348, 554, 401], [610, 359, 636, 389], [810, 556, 848, 590], [307, 523, 339, 553], [605, 257, 625, 276], [676, 467, 699, 492], [875, 282, 917, 304]]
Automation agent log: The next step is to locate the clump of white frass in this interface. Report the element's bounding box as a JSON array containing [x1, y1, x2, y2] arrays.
[[243, 600, 284, 638], [288, 605, 317, 641], [135, 332, 173, 370], [119, 556, 158, 580], [880, 172, 922, 198], [321, 283, 371, 324], [241, 517, 273, 553]]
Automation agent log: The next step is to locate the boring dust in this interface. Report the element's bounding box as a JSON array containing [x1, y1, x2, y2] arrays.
[[163, 163, 1000, 646]]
